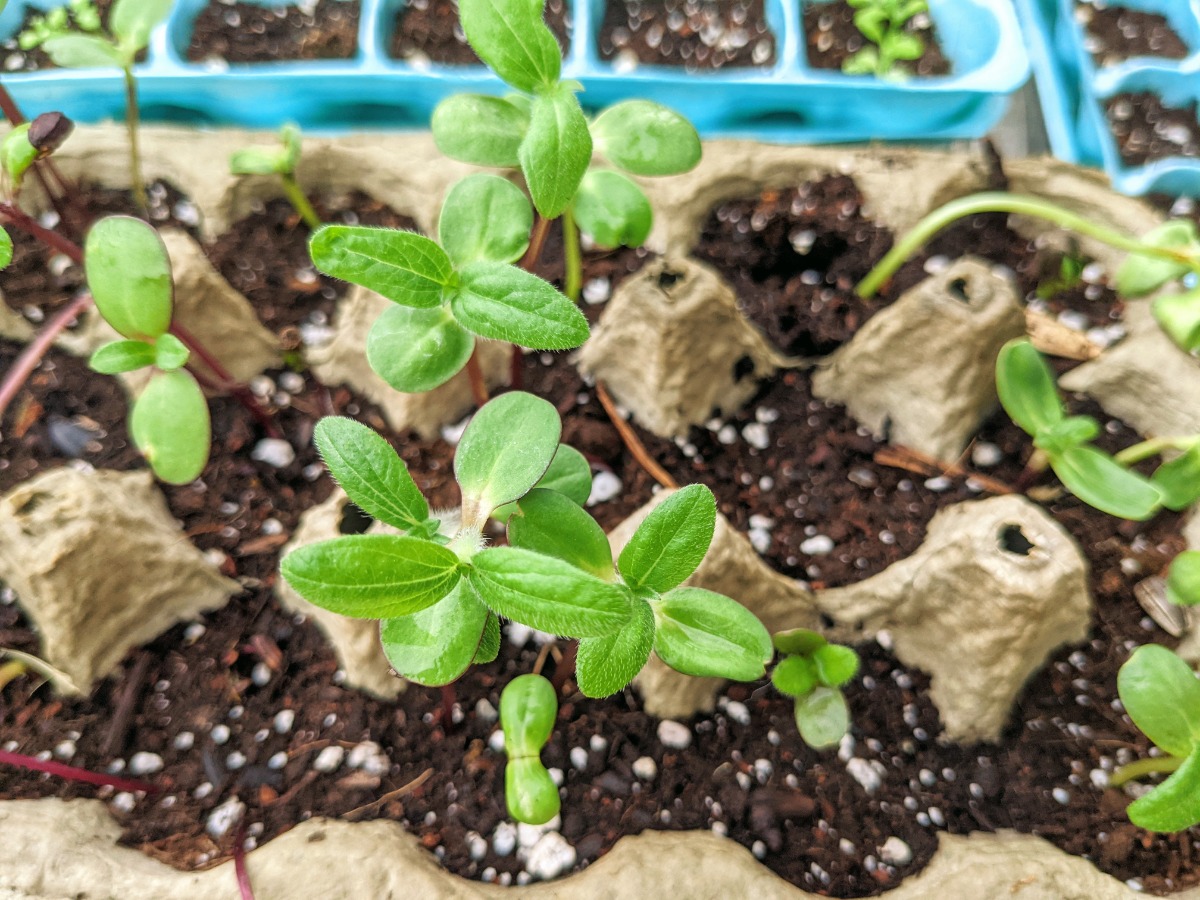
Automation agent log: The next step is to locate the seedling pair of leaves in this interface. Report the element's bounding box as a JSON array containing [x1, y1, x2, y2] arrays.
[[430, 0, 701, 249], [19, 0, 169, 70], [1114, 219, 1200, 354], [499, 674, 560, 824], [84, 216, 211, 484], [2, 111, 74, 196], [842, 0, 929, 79], [310, 172, 585, 393], [230, 124, 321, 230], [770, 629, 859, 749], [996, 338, 1200, 520]]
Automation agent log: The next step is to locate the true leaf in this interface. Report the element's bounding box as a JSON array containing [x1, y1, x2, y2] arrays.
[[379, 582, 490, 686], [89, 339, 156, 375], [280, 534, 462, 619], [151, 333, 189, 371], [314, 417, 430, 530], [795, 687, 850, 750], [771, 654, 817, 699], [439, 174, 532, 267], [309, 226, 453, 309], [1152, 444, 1200, 511], [366, 304, 475, 393], [110, 0, 173, 51], [1168, 553, 1200, 608], [651, 587, 772, 681], [459, 0, 561, 93], [571, 170, 652, 249], [431, 94, 529, 167], [812, 643, 859, 688], [618, 484, 716, 593], [1116, 221, 1200, 298], [451, 260, 588, 349], [1034, 415, 1099, 456], [130, 369, 210, 485], [500, 673, 557, 754], [41, 33, 122, 68], [1051, 444, 1162, 521], [1117, 644, 1200, 758], [518, 87, 592, 219], [1153, 288, 1200, 353], [995, 338, 1064, 436], [576, 597, 655, 698], [508, 488, 614, 579], [1126, 749, 1200, 832], [474, 613, 501, 664], [467, 546, 631, 637], [772, 628, 828, 657], [85, 216, 173, 340], [590, 100, 702, 176]]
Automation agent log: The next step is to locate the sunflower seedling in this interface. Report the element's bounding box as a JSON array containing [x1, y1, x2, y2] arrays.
[[230, 124, 321, 230], [841, 0, 930, 79], [770, 628, 859, 749], [500, 673, 560, 825]]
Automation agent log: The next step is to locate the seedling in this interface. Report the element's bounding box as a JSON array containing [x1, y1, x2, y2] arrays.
[[841, 0, 930, 79], [1112, 644, 1200, 832], [1165, 551, 1200, 608], [85, 215, 211, 484], [770, 628, 859, 749], [230, 124, 321, 230], [500, 673, 560, 825], [19, 0, 174, 212]]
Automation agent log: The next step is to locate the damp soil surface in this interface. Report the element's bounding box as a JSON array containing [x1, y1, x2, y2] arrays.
[[391, 0, 571, 64], [186, 0, 360, 65], [598, 0, 776, 71], [802, 0, 950, 77], [0, 172, 1196, 896], [1107, 91, 1200, 166], [1076, 2, 1191, 67]]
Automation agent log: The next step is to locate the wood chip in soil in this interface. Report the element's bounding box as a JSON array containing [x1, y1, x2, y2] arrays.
[[390, 0, 571, 63], [598, 0, 776, 71], [802, 0, 949, 76], [1107, 91, 1200, 167], [186, 0, 360, 64]]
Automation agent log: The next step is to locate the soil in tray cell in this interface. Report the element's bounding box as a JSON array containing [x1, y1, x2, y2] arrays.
[[1107, 91, 1200, 166], [1076, 2, 1191, 67], [186, 0, 360, 64], [598, 0, 776, 72], [802, 0, 949, 77], [390, 0, 571, 64]]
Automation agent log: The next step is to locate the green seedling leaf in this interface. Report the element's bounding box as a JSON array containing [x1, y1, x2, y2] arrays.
[[576, 597, 655, 698], [591, 100, 702, 176], [280, 534, 461, 619], [996, 338, 1064, 436], [888, 31, 925, 60], [651, 587, 773, 681], [431, 94, 529, 168], [771, 654, 818, 699], [1153, 288, 1200, 352], [812, 643, 859, 688], [508, 488, 614, 579], [795, 686, 850, 750], [153, 333, 189, 371], [1168, 553, 1200, 608], [1118, 644, 1200, 758], [518, 87, 592, 219], [571, 170, 652, 249], [772, 628, 828, 656], [500, 673, 557, 753], [439, 174, 533, 267], [130, 369, 210, 485], [88, 339, 156, 374], [1051, 444, 1162, 521], [1116, 221, 1200, 298], [1, 124, 37, 187], [451, 261, 588, 349], [1152, 444, 1200, 511], [367, 304, 475, 393], [314, 417, 430, 531], [1034, 415, 1099, 456], [468, 546, 631, 637], [506, 757, 561, 825], [493, 443, 592, 521], [379, 582, 490, 686], [0, 227, 14, 270], [459, 0, 561, 92], [842, 46, 880, 75], [41, 33, 122, 68], [309, 226, 453, 309], [230, 147, 286, 176], [1126, 749, 1200, 833], [618, 484, 716, 593], [110, 0, 172, 51], [474, 613, 501, 664], [85, 216, 173, 340], [455, 391, 561, 522]]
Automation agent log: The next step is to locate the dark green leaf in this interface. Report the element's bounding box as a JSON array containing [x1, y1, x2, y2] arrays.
[[618, 484, 716, 593], [309, 226, 453, 309], [795, 687, 850, 750], [473, 613, 501, 664], [812, 643, 859, 688], [1051, 445, 1163, 521], [130, 370, 210, 485], [366, 304, 475, 393], [1127, 749, 1200, 832], [379, 582, 490, 686], [459, 0, 561, 92], [571, 170, 652, 249], [652, 587, 772, 680], [431, 94, 529, 167], [500, 673, 557, 753], [995, 338, 1064, 437], [772, 628, 828, 656], [1152, 444, 1200, 511], [590, 100, 702, 176], [1117, 221, 1200, 297], [1118, 644, 1200, 758], [508, 488, 614, 579], [451, 260, 588, 349], [577, 597, 655, 698], [88, 339, 156, 375], [314, 417, 430, 531], [439, 174, 532, 266], [1168, 553, 1200, 608], [506, 758, 560, 825], [771, 654, 817, 699], [518, 87, 592, 219], [85, 216, 173, 340]]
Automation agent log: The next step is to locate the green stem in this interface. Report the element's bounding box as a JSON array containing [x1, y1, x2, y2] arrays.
[[856, 193, 1200, 299], [281, 173, 321, 230], [563, 207, 582, 303], [1115, 436, 1200, 467], [122, 67, 146, 215], [1109, 754, 1185, 788]]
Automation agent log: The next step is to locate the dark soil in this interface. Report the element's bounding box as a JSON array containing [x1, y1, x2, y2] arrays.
[[390, 0, 571, 64], [598, 0, 776, 71], [1077, 3, 1191, 67], [802, 0, 950, 77], [186, 0, 360, 65], [0, 0, 144, 73], [1107, 91, 1200, 166]]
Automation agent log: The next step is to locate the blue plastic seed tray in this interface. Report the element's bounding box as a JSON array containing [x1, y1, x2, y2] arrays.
[[0, 0, 1028, 142]]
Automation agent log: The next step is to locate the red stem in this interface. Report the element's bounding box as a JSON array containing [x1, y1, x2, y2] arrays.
[[0, 748, 159, 794], [0, 291, 92, 424], [0, 202, 83, 263], [234, 820, 257, 900], [0, 83, 25, 125], [168, 326, 282, 440], [519, 215, 551, 271], [464, 350, 488, 408]]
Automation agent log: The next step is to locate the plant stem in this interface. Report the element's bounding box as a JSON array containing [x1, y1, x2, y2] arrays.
[[465, 349, 488, 407], [520, 215, 551, 270], [595, 380, 678, 490], [0, 748, 159, 794], [1109, 754, 1185, 788], [550, 641, 577, 695], [0, 82, 24, 125], [122, 67, 147, 215], [0, 83, 75, 230], [856, 193, 1200, 299], [0, 290, 92, 425], [0, 201, 83, 263], [280, 174, 321, 230], [562, 207, 582, 302], [1116, 436, 1200, 467], [234, 820, 257, 900]]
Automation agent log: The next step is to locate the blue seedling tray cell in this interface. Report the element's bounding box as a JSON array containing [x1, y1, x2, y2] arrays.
[[0, 0, 1028, 142]]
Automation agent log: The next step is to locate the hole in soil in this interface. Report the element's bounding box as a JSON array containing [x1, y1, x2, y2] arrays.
[[338, 503, 374, 534], [657, 268, 682, 290], [731, 354, 756, 382], [999, 523, 1035, 556], [947, 277, 972, 304]]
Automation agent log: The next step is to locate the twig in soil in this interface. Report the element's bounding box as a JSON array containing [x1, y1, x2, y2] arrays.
[[595, 380, 678, 489], [0, 290, 92, 426], [342, 768, 434, 821], [439, 683, 458, 729], [233, 819, 257, 900], [872, 444, 1014, 496], [101, 651, 152, 757], [532, 641, 554, 676], [0, 748, 159, 794], [550, 641, 577, 695]]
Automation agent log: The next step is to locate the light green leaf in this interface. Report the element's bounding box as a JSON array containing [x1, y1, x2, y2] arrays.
[[812, 643, 859, 688], [280, 534, 462, 619], [1168, 553, 1200, 608], [1118, 644, 1200, 758], [110, 0, 173, 51], [41, 33, 122, 68], [1051, 444, 1162, 521], [651, 587, 772, 681], [314, 417, 430, 531], [431, 94, 530, 168], [474, 612, 501, 664], [367, 304, 475, 393], [571, 170, 652, 249], [1153, 288, 1200, 353], [795, 687, 850, 750], [996, 338, 1064, 437], [518, 87, 592, 219], [591, 100, 702, 177], [506, 758, 560, 825], [379, 582, 490, 686], [618, 484, 716, 593], [841, 47, 880, 75], [153, 333, 189, 371], [500, 673, 558, 754], [88, 339, 156, 375], [576, 597, 655, 698], [309, 226, 453, 309], [1, 124, 37, 187], [439, 174, 532, 267], [230, 146, 287, 177], [451, 260, 588, 349], [85, 216, 173, 340], [130, 370, 210, 485], [772, 628, 827, 656], [508, 488, 613, 579], [887, 31, 925, 61], [1117, 221, 1200, 298], [1034, 415, 1100, 456], [459, 0, 561, 92], [467, 546, 631, 637], [1152, 444, 1200, 511], [771, 654, 817, 699], [1127, 749, 1200, 832], [493, 443, 592, 520]]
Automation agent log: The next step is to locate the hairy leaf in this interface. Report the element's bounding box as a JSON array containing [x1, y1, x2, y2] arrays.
[[772, 628, 827, 656], [771, 654, 817, 699], [431, 94, 529, 167], [309, 226, 453, 309], [459, 0, 561, 92], [812, 643, 859, 688], [518, 87, 592, 219], [379, 582, 490, 686], [508, 488, 614, 579], [576, 597, 655, 698], [618, 484, 716, 593], [451, 261, 588, 349], [130, 369, 210, 485], [590, 100, 702, 176], [314, 417, 430, 531], [366, 304, 475, 393], [85, 216, 173, 340], [652, 587, 772, 681], [439, 174, 533, 266], [474, 612, 501, 664]]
